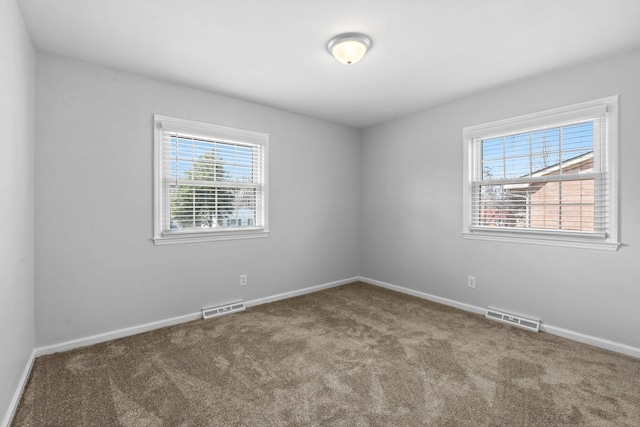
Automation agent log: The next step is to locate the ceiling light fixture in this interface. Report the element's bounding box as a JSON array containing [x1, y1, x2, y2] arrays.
[[327, 33, 371, 65]]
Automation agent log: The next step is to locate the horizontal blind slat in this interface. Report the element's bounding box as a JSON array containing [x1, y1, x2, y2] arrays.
[[159, 121, 266, 233], [469, 112, 609, 236]]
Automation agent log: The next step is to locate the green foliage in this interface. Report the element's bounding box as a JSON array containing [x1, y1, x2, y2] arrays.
[[170, 149, 235, 229]]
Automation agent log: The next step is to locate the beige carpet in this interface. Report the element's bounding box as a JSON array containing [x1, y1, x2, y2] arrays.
[[12, 282, 640, 426]]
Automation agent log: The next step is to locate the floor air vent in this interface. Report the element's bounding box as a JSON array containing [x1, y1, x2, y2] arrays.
[[485, 308, 540, 332], [202, 301, 245, 319]]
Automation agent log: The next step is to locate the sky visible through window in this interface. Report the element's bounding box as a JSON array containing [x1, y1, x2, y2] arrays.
[[481, 121, 594, 180], [169, 136, 255, 183]]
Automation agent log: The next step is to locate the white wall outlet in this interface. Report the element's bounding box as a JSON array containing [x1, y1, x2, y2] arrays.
[[468, 276, 476, 289], [240, 274, 248, 286]]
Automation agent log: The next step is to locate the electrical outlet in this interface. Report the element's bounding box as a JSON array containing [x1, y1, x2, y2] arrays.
[[240, 274, 248, 286], [467, 276, 476, 289]]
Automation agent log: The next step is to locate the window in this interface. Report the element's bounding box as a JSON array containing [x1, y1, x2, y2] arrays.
[[154, 115, 268, 245], [462, 96, 618, 251]]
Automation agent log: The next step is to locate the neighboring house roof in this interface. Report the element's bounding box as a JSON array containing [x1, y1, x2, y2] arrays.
[[504, 151, 594, 191], [530, 151, 593, 178]]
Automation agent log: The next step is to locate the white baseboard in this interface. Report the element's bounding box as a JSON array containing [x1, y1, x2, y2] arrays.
[[541, 324, 640, 359], [358, 276, 486, 315], [35, 312, 202, 357], [35, 276, 358, 357], [358, 276, 640, 359], [2, 349, 36, 427], [244, 276, 358, 307]]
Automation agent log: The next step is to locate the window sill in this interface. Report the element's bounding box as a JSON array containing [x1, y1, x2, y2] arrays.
[[154, 229, 269, 245], [462, 231, 619, 251]]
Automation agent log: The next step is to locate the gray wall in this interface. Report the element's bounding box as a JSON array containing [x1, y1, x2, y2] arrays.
[[35, 54, 361, 347], [360, 49, 640, 349], [0, 0, 35, 422], [26, 27, 640, 356]]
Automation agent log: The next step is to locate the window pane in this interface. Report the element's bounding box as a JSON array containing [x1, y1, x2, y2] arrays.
[[502, 132, 529, 178], [558, 179, 595, 231], [477, 185, 528, 228], [531, 128, 560, 173], [504, 156, 529, 179], [482, 137, 503, 161], [528, 179, 595, 232], [530, 181, 560, 230], [170, 186, 236, 230], [192, 152, 222, 181], [170, 136, 262, 183], [482, 160, 503, 180], [503, 133, 530, 158], [531, 153, 560, 175], [475, 124, 597, 231], [561, 122, 593, 162]]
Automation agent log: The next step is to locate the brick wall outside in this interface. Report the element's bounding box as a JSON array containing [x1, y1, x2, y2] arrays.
[[530, 159, 594, 231]]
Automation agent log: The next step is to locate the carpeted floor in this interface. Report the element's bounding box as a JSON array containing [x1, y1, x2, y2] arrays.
[[12, 282, 640, 426]]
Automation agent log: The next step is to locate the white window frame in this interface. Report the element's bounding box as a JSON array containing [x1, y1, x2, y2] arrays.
[[153, 115, 269, 245], [462, 96, 619, 251]]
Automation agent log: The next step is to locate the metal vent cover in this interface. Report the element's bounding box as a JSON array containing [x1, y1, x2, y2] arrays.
[[485, 308, 540, 332], [202, 301, 245, 319]]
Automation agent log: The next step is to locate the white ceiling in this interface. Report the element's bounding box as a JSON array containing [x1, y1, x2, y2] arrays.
[[17, 0, 640, 129]]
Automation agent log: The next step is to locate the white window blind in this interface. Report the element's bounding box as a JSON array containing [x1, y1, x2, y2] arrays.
[[463, 97, 618, 250], [154, 115, 268, 244]]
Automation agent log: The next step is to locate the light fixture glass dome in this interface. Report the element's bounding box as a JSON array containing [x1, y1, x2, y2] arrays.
[[327, 33, 371, 65]]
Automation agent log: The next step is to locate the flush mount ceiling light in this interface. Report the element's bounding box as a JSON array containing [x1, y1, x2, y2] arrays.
[[327, 33, 371, 65]]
